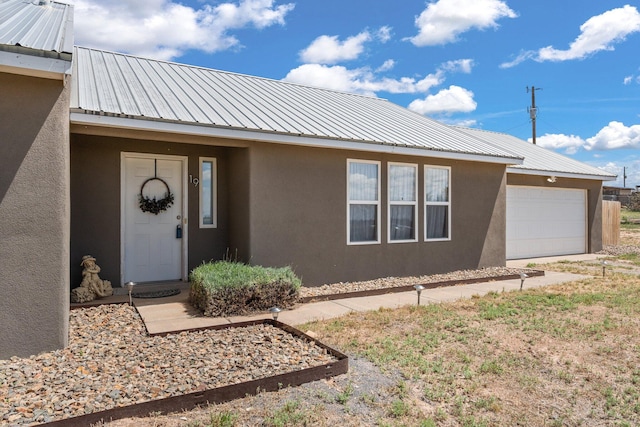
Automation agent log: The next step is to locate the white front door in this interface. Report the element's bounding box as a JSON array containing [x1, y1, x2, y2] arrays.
[[122, 154, 187, 283]]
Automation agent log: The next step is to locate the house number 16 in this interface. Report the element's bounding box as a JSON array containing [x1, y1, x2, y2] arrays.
[[189, 175, 199, 187]]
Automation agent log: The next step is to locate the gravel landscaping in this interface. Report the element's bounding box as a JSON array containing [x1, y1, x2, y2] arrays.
[[300, 266, 540, 299], [0, 305, 337, 426]]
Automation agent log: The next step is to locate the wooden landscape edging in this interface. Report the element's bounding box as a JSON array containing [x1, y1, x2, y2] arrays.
[[300, 270, 546, 303], [42, 319, 348, 427]]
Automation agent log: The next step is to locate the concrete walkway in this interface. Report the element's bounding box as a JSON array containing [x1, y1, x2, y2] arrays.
[[136, 270, 590, 335]]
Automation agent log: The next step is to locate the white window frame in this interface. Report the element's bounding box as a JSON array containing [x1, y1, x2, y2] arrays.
[[199, 157, 217, 228], [347, 159, 381, 245], [424, 165, 451, 242], [388, 162, 418, 243]]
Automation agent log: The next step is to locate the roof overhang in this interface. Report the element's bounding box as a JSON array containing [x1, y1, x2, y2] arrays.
[[0, 49, 71, 80], [507, 166, 617, 182], [70, 112, 525, 166]]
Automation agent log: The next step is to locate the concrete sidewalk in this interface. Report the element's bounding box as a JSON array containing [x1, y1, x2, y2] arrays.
[[506, 253, 604, 268], [136, 270, 589, 335]]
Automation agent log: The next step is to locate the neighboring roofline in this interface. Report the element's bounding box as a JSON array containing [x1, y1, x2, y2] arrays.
[[507, 166, 617, 181], [0, 50, 71, 79], [0, 0, 74, 80], [70, 112, 525, 165]]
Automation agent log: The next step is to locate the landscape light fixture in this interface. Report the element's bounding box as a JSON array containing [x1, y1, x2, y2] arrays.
[[519, 273, 528, 291], [414, 284, 425, 306], [126, 281, 136, 306], [269, 306, 282, 321], [601, 260, 608, 277]]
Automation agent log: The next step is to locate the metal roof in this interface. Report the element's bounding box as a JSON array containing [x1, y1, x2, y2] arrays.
[[0, 0, 73, 60], [453, 126, 616, 181], [70, 46, 523, 164]]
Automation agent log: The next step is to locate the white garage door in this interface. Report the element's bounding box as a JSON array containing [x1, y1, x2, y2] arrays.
[[507, 186, 587, 259]]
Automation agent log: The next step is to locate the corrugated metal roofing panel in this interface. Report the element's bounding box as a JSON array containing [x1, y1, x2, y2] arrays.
[[0, 0, 72, 59], [71, 46, 523, 162], [454, 126, 616, 180]]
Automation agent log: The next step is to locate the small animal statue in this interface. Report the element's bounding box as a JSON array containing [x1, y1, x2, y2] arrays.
[[70, 255, 113, 303]]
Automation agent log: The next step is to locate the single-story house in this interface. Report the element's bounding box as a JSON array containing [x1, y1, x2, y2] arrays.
[[0, 0, 615, 358]]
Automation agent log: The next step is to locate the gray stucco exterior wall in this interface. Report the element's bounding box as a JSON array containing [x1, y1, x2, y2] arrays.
[[0, 73, 70, 358], [244, 143, 508, 285], [507, 174, 604, 253]]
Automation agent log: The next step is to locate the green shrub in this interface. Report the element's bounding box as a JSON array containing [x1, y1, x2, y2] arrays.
[[189, 261, 301, 317]]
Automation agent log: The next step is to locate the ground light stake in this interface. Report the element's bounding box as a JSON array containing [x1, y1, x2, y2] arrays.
[[519, 273, 528, 291], [414, 285, 425, 306], [601, 260, 608, 277], [126, 282, 135, 306], [269, 306, 281, 321]]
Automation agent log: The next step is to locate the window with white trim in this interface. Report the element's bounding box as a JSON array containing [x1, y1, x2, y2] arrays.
[[347, 160, 380, 244], [388, 163, 417, 242], [425, 166, 450, 240], [199, 157, 217, 228]]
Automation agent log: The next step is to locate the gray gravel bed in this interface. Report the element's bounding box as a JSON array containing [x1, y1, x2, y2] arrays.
[[597, 244, 640, 257], [0, 305, 337, 426], [300, 266, 539, 298]]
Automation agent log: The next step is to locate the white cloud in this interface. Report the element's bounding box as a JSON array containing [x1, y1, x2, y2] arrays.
[[536, 134, 586, 155], [283, 59, 476, 116], [376, 59, 395, 72], [282, 64, 444, 96], [283, 64, 367, 93], [585, 121, 640, 150], [71, 0, 294, 61], [377, 26, 393, 43], [501, 5, 640, 67], [408, 0, 517, 46], [624, 75, 634, 85], [299, 32, 372, 64], [407, 85, 477, 115], [440, 59, 474, 73], [449, 119, 478, 127], [538, 5, 640, 61], [298, 26, 393, 65], [535, 122, 640, 155]]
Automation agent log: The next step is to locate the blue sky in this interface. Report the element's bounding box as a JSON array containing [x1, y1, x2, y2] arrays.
[[70, 0, 640, 186]]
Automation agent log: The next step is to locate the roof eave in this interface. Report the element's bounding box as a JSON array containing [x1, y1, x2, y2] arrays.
[[507, 166, 617, 181], [70, 112, 524, 166], [0, 49, 71, 80]]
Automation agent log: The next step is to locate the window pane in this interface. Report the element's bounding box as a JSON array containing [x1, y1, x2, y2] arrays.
[[201, 161, 214, 225], [426, 168, 449, 202], [349, 162, 378, 201], [390, 205, 415, 241], [426, 205, 448, 239], [350, 204, 377, 242], [389, 165, 416, 202]]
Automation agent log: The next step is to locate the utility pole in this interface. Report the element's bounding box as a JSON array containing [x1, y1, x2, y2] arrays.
[[527, 86, 541, 144], [624, 166, 627, 187]]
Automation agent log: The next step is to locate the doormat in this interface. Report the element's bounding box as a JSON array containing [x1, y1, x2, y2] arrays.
[[132, 289, 181, 299]]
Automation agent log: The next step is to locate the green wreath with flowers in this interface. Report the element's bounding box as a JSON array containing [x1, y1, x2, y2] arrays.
[[138, 177, 174, 215]]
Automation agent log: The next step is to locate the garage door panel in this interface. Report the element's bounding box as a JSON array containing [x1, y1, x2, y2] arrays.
[[507, 186, 586, 259]]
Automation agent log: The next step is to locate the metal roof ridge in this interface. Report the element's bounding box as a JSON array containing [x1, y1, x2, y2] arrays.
[[72, 46, 387, 102]]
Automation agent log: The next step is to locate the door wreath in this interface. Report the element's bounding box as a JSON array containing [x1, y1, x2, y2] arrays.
[[139, 161, 174, 215]]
